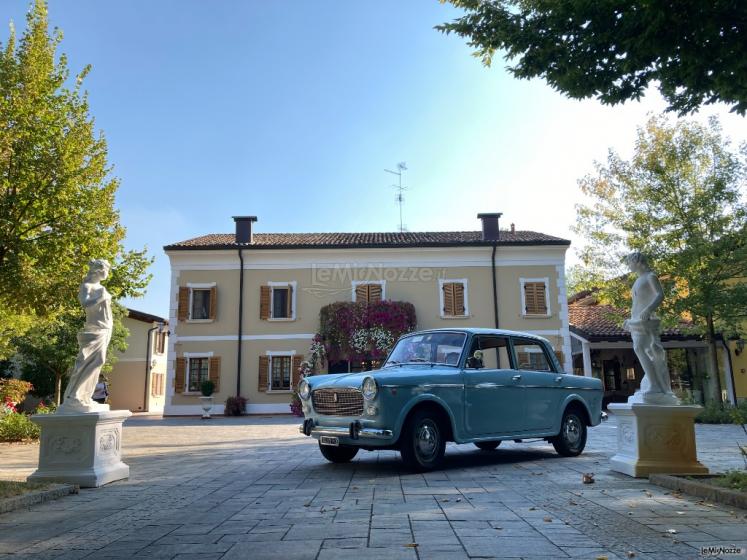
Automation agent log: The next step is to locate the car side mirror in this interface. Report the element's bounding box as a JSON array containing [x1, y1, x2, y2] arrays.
[[466, 350, 484, 369]]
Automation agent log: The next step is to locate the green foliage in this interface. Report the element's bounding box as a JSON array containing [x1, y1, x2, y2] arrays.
[[0, 411, 40, 441], [711, 471, 747, 492], [0, 378, 32, 403], [695, 401, 747, 424], [200, 379, 215, 397], [437, 1, 747, 115], [0, 0, 151, 355], [224, 396, 247, 416], [16, 303, 129, 403], [572, 116, 747, 341]]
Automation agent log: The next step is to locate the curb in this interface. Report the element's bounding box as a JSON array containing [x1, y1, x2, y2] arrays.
[[0, 484, 78, 515], [649, 474, 747, 510]]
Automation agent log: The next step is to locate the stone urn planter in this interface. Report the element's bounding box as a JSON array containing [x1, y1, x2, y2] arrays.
[[199, 380, 215, 420]]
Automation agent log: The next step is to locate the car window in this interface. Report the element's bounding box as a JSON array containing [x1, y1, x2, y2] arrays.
[[468, 336, 511, 369], [385, 332, 467, 367], [512, 338, 554, 372]]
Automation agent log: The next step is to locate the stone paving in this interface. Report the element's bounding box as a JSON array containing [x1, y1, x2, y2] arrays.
[[0, 415, 746, 560]]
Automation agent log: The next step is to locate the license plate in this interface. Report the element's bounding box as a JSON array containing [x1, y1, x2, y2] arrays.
[[319, 436, 339, 447]]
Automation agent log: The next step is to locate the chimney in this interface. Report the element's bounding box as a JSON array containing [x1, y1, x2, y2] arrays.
[[477, 213, 502, 241], [233, 216, 257, 244], [510, 223, 515, 234]]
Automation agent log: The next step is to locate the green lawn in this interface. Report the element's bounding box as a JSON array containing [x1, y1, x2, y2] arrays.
[[0, 480, 51, 500], [711, 471, 747, 493]]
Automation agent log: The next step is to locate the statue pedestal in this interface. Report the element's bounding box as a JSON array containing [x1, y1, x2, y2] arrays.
[[27, 410, 132, 488], [608, 403, 708, 478]]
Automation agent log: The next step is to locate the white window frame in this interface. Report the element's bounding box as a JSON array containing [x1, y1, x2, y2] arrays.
[[351, 280, 386, 302], [265, 350, 296, 393], [183, 351, 214, 394], [186, 282, 216, 323], [268, 281, 297, 321], [438, 278, 469, 319], [519, 277, 551, 317]]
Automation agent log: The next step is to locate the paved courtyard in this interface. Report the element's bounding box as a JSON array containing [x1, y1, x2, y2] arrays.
[[1, 415, 746, 560]]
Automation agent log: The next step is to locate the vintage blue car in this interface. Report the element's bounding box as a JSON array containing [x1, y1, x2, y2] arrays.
[[298, 328, 604, 471]]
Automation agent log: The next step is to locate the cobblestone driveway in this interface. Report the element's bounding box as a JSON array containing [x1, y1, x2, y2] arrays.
[[1, 416, 746, 560]]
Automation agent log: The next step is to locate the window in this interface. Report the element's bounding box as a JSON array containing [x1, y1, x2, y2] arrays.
[[512, 338, 553, 372], [467, 336, 511, 369], [177, 284, 217, 322], [439, 279, 468, 317], [151, 373, 164, 396], [352, 281, 384, 303], [260, 282, 296, 320], [188, 357, 209, 392], [520, 278, 550, 316], [270, 355, 292, 391]]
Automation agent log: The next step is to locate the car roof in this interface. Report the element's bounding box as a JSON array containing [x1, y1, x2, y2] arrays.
[[404, 327, 550, 342]]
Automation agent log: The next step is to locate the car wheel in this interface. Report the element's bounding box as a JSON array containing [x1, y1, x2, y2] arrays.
[[474, 441, 501, 451], [551, 409, 587, 457], [400, 409, 446, 471], [318, 442, 359, 463]]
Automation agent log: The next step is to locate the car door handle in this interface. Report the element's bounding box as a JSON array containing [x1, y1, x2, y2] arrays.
[[555, 376, 563, 383], [512, 375, 522, 382]]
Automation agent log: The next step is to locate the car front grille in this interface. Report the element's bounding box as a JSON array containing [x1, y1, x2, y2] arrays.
[[312, 388, 364, 416]]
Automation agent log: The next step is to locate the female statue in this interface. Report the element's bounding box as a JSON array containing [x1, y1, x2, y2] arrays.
[[623, 252, 679, 405], [59, 259, 113, 413]]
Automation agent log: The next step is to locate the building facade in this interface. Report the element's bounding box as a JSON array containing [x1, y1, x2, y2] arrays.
[[108, 309, 169, 413], [163, 214, 573, 415]]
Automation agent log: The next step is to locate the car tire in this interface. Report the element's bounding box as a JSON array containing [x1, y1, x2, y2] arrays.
[[474, 441, 501, 451], [551, 409, 587, 457], [318, 442, 359, 463], [400, 409, 446, 471]]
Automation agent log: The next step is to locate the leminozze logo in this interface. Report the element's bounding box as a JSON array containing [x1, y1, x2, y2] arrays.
[[701, 546, 746, 557], [332, 393, 339, 403]]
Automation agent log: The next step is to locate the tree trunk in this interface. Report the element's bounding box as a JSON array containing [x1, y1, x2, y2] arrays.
[[705, 314, 723, 404], [55, 372, 62, 406]]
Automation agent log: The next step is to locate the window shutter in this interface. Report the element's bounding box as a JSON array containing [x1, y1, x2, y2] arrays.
[[260, 286, 271, 320], [175, 357, 186, 393], [453, 283, 465, 315], [355, 284, 368, 303], [443, 283, 455, 315], [368, 284, 382, 303], [177, 287, 190, 322], [286, 285, 293, 318], [209, 286, 217, 320], [258, 356, 269, 391], [209, 356, 221, 393], [292, 355, 303, 389], [524, 282, 547, 315]]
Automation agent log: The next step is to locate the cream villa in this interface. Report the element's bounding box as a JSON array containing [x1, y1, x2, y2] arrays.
[[163, 214, 573, 415]]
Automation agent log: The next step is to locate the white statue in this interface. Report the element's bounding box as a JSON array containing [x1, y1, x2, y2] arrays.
[[58, 259, 113, 414], [623, 252, 679, 405]]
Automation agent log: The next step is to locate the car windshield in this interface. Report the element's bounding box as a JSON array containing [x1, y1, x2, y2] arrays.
[[384, 332, 467, 367]]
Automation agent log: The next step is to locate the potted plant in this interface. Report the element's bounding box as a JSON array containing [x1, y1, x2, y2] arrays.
[[199, 380, 215, 419]]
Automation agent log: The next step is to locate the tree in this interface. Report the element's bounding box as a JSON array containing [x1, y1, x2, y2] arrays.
[[0, 0, 151, 353], [16, 304, 129, 405], [571, 115, 747, 402], [437, 1, 747, 115]]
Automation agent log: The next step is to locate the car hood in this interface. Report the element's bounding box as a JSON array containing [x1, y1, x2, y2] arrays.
[[306, 365, 457, 390]]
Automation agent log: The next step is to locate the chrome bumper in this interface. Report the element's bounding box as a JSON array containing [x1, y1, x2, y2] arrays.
[[601, 411, 609, 422], [299, 423, 393, 440]]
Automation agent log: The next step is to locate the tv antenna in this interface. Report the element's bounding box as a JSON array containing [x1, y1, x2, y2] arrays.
[[385, 162, 408, 232]]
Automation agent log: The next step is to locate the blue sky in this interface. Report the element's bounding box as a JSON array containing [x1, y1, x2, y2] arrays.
[[3, 1, 745, 318]]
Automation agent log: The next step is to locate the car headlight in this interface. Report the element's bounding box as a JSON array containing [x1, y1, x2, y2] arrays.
[[362, 376, 378, 400], [298, 378, 311, 400]]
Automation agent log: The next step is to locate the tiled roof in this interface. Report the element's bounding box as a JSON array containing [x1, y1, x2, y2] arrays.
[[127, 308, 168, 325], [164, 230, 570, 251], [569, 303, 698, 342]]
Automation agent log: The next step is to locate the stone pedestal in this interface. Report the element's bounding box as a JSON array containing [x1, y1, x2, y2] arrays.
[[27, 410, 131, 488], [608, 403, 708, 478]]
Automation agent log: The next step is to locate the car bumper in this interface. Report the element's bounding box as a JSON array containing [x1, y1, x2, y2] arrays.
[[299, 419, 393, 442]]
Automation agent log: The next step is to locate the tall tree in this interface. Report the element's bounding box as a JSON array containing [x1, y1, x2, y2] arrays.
[[571, 115, 747, 402], [437, 1, 747, 115], [0, 0, 151, 353]]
